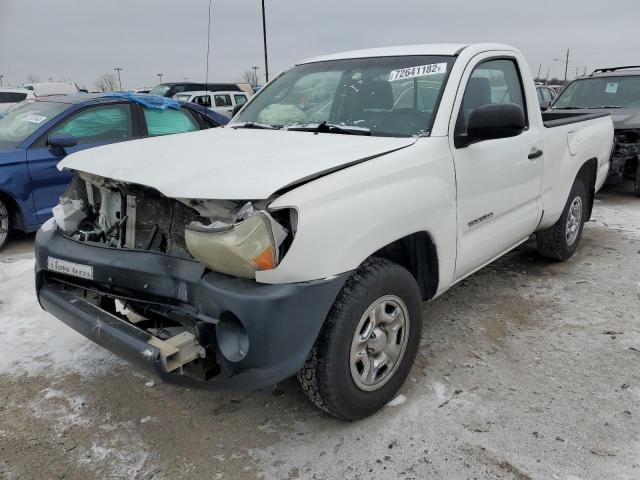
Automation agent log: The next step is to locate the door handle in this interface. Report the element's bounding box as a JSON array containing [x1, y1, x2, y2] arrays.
[[528, 148, 543, 160]]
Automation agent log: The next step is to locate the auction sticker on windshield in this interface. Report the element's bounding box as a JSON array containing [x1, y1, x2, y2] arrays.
[[47, 257, 94, 280], [389, 63, 447, 82]]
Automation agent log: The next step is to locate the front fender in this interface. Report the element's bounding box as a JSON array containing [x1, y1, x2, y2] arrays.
[[257, 137, 457, 293]]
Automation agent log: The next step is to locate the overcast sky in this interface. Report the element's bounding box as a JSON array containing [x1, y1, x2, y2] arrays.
[[1, 0, 638, 90]]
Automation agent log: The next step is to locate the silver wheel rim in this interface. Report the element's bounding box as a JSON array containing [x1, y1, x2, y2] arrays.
[[0, 201, 8, 247], [565, 196, 582, 246], [349, 295, 410, 392]]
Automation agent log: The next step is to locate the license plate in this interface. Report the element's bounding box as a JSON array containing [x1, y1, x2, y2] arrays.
[[47, 257, 94, 280]]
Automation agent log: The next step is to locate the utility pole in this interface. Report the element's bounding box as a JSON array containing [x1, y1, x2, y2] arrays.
[[537, 64, 542, 81], [251, 65, 259, 88], [49, 76, 53, 83], [553, 49, 570, 84], [545, 67, 550, 84], [0, 75, 3, 87], [575, 65, 579, 79], [157, 73, 163, 83], [583, 66, 587, 76], [114, 67, 123, 90], [261, 0, 269, 83]]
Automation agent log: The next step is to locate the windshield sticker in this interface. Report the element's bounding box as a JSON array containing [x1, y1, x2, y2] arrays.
[[23, 114, 47, 124], [389, 63, 447, 82], [605, 82, 619, 94]]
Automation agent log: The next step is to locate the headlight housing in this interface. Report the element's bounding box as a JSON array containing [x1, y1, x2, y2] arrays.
[[185, 211, 288, 279]]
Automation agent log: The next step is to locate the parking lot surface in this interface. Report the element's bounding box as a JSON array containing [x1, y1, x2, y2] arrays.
[[1, 184, 639, 480]]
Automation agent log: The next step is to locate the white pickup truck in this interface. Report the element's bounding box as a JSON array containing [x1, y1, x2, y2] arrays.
[[36, 43, 613, 420]]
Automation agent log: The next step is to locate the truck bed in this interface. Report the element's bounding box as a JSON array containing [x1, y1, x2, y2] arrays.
[[542, 111, 610, 128]]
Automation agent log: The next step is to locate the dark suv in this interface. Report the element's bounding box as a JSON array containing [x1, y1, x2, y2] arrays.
[[149, 82, 241, 98], [549, 66, 640, 195]]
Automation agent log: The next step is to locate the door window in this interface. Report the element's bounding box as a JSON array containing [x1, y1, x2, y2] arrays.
[[214, 94, 232, 107], [49, 104, 133, 145], [234, 94, 248, 106], [193, 95, 212, 107], [457, 58, 526, 134], [143, 107, 199, 136]]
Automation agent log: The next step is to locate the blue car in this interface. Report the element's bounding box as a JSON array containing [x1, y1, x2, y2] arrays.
[[0, 93, 228, 250]]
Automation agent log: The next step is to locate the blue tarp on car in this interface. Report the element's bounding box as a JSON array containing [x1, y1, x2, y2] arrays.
[[100, 92, 181, 110]]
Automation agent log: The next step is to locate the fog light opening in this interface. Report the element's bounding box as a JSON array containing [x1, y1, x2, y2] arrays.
[[216, 312, 249, 362]]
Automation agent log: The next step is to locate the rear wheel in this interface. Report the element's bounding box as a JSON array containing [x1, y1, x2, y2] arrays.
[[537, 178, 587, 261], [298, 258, 422, 420], [634, 161, 640, 197], [0, 199, 10, 251]]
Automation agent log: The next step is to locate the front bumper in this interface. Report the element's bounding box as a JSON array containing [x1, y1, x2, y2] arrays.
[[35, 227, 349, 390]]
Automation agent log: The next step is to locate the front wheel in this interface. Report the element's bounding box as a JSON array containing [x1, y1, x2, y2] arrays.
[[634, 161, 640, 197], [298, 258, 423, 420], [537, 178, 587, 261], [0, 198, 10, 251]]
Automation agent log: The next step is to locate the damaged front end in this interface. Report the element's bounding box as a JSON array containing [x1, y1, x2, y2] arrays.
[[52, 172, 296, 278], [609, 129, 640, 183], [35, 172, 344, 390]]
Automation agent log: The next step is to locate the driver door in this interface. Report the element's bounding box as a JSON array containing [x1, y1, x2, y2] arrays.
[[451, 55, 544, 280]]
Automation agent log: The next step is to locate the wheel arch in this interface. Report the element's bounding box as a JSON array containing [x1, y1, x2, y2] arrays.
[[0, 189, 25, 232], [576, 157, 597, 222], [371, 231, 439, 301]]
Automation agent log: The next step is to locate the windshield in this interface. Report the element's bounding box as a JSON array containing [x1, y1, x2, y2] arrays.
[[552, 75, 640, 109], [0, 100, 69, 148], [149, 84, 171, 96], [236, 55, 456, 137]]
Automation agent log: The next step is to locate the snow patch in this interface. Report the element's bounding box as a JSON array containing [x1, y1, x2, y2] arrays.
[[0, 258, 123, 377], [386, 394, 407, 407]]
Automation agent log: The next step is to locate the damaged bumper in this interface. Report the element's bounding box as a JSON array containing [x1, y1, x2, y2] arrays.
[[35, 227, 349, 390]]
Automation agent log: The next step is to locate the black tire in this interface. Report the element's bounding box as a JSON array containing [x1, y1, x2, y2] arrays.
[[634, 162, 640, 197], [0, 198, 10, 252], [298, 257, 422, 420], [536, 178, 587, 261]]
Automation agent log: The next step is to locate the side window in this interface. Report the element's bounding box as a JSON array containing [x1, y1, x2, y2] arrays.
[[457, 58, 526, 133], [194, 95, 212, 107], [540, 88, 552, 102], [214, 94, 232, 107], [49, 104, 133, 145], [234, 94, 247, 106], [143, 108, 199, 136]]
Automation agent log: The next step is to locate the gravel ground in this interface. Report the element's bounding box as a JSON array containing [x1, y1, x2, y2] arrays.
[[0, 183, 639, 480]]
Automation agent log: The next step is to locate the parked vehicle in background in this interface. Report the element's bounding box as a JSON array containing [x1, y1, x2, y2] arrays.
[[35, 43, 613, 420], [536, 85, 556, 110], [547, 84, 565, 96], [21, 82, 79, 96], [0, 88, 35, 113], [132, 88, 151, 94], [149, 82, 241, 98], [0, 93, 227, 250], [236, 83, 256, 96], [173, 90, 249, 118], [549, 66, 640, 194]]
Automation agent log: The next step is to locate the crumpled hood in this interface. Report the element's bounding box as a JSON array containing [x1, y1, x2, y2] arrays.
[[58, 128, 416, 199]]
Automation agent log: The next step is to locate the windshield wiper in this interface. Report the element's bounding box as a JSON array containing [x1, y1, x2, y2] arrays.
[[551, 106, 586, 110], [285, 121, 372, 136], [231, 122, 279, 130], [586, 105, 623, 109]]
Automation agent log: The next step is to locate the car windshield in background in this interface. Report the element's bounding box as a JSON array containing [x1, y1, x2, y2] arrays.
[[553, 75, 640, 109], [0, 101, 69, 147], [236, 55, 456, 137], [149, 84, 171, 96]]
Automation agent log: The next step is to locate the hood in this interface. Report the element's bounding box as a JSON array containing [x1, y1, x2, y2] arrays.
[[58, 128, 416, 200], [550, 108, 640, 129]]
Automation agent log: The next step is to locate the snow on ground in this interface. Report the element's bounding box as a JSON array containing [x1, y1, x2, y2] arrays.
[[0, 256, 122, 377]]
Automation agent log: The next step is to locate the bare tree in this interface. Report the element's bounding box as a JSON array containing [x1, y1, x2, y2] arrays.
[[94, 72, 119, 92], [25, 73, 40, 83], [243, 68, 259, 89]]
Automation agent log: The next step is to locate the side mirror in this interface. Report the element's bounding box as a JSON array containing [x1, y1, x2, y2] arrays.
[[466, 103, 526, 143], [48, 133, 77, 155], [540, 100, 551, 111], [231, 104, 244, 117]]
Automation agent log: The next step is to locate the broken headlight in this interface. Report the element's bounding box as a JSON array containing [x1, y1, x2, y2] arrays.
[[185, 211, 288, 279]]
